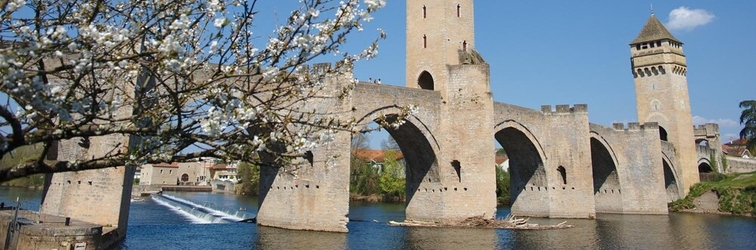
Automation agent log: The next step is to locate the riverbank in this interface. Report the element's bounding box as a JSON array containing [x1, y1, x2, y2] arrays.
[[669, 172, 756, 217]]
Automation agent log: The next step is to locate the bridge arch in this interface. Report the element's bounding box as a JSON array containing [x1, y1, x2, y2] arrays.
[[589, 133, 621, 193], [662, 156, 681, 202], [494, 120, 548, 213], [698, 158, 714, 181], [589, 133, 622, 212], [352, 106, 440, 206]]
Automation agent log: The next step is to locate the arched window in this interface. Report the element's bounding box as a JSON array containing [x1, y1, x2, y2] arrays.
[[181, 174, 189, 182], [659, 126, 668, 141], [418, 71, 434, 90]]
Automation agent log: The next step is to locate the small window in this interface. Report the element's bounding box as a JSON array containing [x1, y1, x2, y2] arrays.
[[160, 169, 163, 174], [635, 44, 641, 50], [657, 41, 662, 47], [423, 5, 426, 18], [457, 4, 461, 17], [423, 35, 427, 48], [557, 166, 567, 185]]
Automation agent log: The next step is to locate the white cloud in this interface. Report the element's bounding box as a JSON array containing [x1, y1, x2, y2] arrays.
[[692, 116, 739, 127], [666, 7, 715, 31]]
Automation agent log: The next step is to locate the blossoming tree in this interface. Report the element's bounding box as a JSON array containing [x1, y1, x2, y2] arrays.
[[0, 0, 400, 182]]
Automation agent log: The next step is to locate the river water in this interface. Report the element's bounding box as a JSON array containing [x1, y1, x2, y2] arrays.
[[2, 186, 756, 249]]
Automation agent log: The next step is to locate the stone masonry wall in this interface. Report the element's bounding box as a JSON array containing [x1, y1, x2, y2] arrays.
[[41, 135, 135, 233], [590, 122, 667, 214], [493, 103, 596, 219], [434, 63, 496, 222], [726, 156, 756, 174], [256, 64, 353, 232]]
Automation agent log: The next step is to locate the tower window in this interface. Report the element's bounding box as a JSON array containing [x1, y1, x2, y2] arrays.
[[657, 41, 662, 47], [463, 40, 467, 51], [457, 4, 461, 17], [423, 5, 426, 18], [423, 35, 427, 48], [635, 44, 641, 50]]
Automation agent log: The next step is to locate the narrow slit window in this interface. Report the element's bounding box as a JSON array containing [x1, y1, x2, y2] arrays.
[[457, 4, 461, 17], [423, 35, 427, 48], [423, 5, 426, 18]]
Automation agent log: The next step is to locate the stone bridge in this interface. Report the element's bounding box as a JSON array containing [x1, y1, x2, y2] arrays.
[[253, 63, 678, 232], [35, 0, 732, 238]]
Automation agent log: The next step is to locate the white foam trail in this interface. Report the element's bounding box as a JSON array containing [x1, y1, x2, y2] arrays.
[[152, 195, 210, 224], [162, 194, 250, 221]]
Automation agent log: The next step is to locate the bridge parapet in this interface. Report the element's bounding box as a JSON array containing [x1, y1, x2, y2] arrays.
[[540, 104, 588, 114], [694, 123, 720, 138], [611, 122, 659, 131]]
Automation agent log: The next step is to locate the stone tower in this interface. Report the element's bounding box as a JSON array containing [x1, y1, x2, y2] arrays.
[[404, 0, 496, 222], [630, 14, 699, 196], [406, 0, 474, 95]]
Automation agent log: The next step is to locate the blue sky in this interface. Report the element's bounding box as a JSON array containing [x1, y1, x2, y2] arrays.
[[344, 1, 755, 148]]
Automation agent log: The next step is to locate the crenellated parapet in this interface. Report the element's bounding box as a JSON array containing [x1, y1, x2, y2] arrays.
[[694, 123, 720, 138], [611, 122, 659, 131], [540, 104, 588, 114]]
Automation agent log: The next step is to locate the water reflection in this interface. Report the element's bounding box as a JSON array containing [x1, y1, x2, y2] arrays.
[[2, 187, 755, 249], [256, 226, 347, 249], [407, 227, 497, 249]]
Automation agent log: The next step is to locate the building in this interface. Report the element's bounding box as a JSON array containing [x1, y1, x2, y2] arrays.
[[495, 155, 509, 172], [353, 149, 405, 173], [139, 162, 208, 186], [722, 138, 753, 158]]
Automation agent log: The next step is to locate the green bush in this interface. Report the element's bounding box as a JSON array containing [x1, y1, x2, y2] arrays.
[[669, 173, 756, 215], [236, 162, 261, 195], [496, 167, 511, 205]]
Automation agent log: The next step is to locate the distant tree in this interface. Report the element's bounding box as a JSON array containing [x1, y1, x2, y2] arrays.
[[496, 148, 507, 156], [378, 150, 404, 200], [381, 136, 399, 151], [739, 100, 756, 151], [0, 144, 45, 188], [495, 165, 510, 205], [236, 162, 260, 196], [352, 133, 371, 152]]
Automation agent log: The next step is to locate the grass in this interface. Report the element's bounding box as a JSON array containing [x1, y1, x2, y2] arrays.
[[669, 172, 756, 216]]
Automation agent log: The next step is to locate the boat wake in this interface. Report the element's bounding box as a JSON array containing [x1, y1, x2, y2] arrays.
[[152, 194, 255, 224]]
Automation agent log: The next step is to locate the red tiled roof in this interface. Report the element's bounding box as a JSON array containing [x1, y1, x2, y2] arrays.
[[152, 162, 179, 168], [495, 156, 509, 165], [210, 164, 229, 170], [724, 138, 748, 146], [722, 145, 750, 157], [353, 149, 403, 163]]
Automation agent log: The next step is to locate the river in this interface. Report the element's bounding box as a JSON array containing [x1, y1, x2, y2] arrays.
[[2, 186, 756, 249]]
